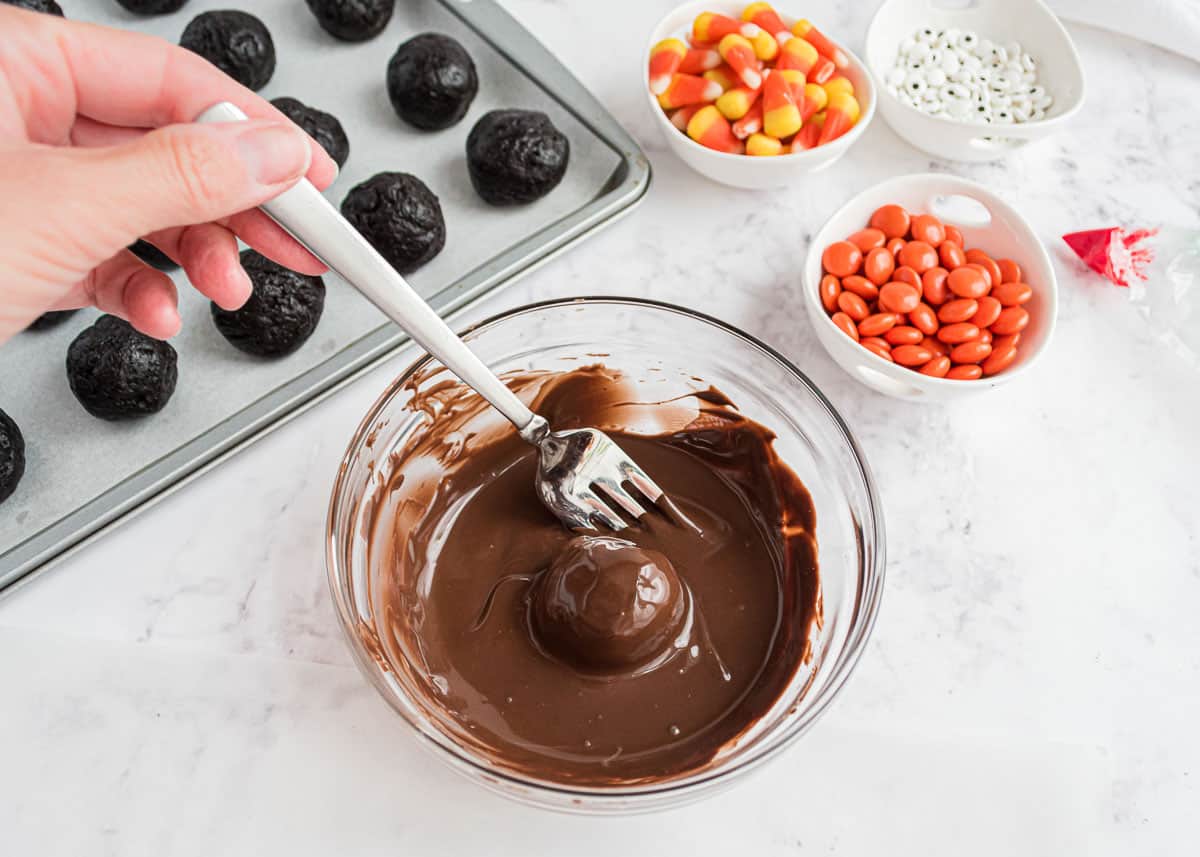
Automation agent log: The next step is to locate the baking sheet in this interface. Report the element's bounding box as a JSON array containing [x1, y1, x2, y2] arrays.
[[0, 0, 649, 589]]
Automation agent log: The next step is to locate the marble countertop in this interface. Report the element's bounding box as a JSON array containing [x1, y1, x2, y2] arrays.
[[2, 1, 1197, 854]]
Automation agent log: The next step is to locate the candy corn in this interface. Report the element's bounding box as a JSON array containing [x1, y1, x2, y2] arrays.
[[775, 68, 805, 102], [791, 116, 822, 151], [742, 2, 792, 43], [686, 105, 744, 153], [679, 47, 721, 75], [746, 132, 783, 156], [750, 29, 779, 62], [657, 73, 723, 109], [818, 92, 860, 144], [715, 83, 762, 120], [762, 69, 801, 139], [703, 63, 738, 92], [793, 18, 849, 68], [731, 101, 763, 138], [694, 11, 759, 43], [823, 75, 854, 100], [775, 37, 817, 74], [670, 103, 704, 131], [718, 34, 762, 89], [801, 81, 827, 120], [648, 38, 688, 95]]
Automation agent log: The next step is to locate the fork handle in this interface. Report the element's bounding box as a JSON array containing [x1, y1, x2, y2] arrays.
[[195, 101, 538, 433]]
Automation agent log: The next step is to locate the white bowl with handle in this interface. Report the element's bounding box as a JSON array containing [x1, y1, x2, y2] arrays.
[[803, 173, 1057, 401], [647, 1, 876, 189], [865, 0, 1085, 162]]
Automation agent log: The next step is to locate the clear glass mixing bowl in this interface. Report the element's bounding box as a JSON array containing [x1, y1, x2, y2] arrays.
[[326, 298, 886, 813]]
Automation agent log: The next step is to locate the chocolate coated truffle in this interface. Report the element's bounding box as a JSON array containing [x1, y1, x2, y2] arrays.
[[386, 33, 478, 131], [115, 0, 188, 15], [340, 172, 445, 274], [304, 0, 393, 42], [2, 0, 64, 14], [532, 535, 688, 673], [0, 408, 25, 506], [211, 250, 326, 357], [66, 315, 178, 420], [271, 96, 350, 168], [466, 109, 569, 205], [180, 10, 275, 91]]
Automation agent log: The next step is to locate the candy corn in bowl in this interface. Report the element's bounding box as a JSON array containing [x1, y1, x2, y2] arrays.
[[647, 2, 876, 189]]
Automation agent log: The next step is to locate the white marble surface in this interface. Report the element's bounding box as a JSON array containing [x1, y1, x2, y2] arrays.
[[2, 1, 1198, 854]]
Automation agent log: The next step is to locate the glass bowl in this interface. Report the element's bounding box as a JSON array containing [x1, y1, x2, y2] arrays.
[[326, 297, 886, 813]]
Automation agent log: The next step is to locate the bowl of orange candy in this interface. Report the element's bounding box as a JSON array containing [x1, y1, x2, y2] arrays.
[[646, 2, 876, 188]]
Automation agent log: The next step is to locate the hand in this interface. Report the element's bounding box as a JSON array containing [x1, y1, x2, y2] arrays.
[[0, 7, 339, 344]]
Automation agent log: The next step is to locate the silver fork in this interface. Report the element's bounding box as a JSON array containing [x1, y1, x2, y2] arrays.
[[197, 102, 664, 531]]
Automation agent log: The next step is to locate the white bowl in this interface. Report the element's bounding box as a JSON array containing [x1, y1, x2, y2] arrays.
[[865, 0, 1085, 162], [646, 1, 876, 189], [803, 173, 1058, 401]]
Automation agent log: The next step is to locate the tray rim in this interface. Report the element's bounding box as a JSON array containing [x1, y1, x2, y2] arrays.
[[0, 0, 652, 593]]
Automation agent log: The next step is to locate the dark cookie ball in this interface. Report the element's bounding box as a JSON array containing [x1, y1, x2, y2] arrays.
[[66, 315, 178, 421], [341, 172, 445, 274], [304, 0, 393, 42], [180, 10, 275, 91], [0, 409, 25, 506], [2, 0, 64, 16], [271, 96, 350, 169], [386, 33, 478, 131], [129, 239, 178, 272], [466, 110, 569, 206], [27, 309, 79, 331], [115, 0, 187, 15], [211, 250, 326, 357]]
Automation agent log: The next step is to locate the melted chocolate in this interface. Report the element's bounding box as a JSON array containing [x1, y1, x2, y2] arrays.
[[367, 366, 819, 785]]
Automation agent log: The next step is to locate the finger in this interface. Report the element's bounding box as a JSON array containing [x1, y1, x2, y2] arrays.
[[224, 210, 326, 276], [164, 222, 252, 310], [55, 19, 337, 187], [84, 250, 181, 339]]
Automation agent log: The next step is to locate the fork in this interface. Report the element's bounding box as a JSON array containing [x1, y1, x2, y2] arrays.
[[196, 102, 664, 531]]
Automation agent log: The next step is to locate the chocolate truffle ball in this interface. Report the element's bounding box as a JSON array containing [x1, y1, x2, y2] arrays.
[[304, 0, 393, 42], [115, 0, 188, 15], [2, 0, 64, 15], [271, 96, 350, 169], [386, 33, 478, 131], [531, 535, 689, 674], [180, 10, 275, 91], [0, 409, 25, 506], [26, 309, 78, 331], [466, 109, 569, 206], [340, 172, 445, 274], [129, 239, 178, 272], [211, 250, 326, 358], [66, 315, 178, 421]]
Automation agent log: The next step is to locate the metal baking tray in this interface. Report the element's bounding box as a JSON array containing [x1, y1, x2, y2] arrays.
[[0, 0, 650, 591]]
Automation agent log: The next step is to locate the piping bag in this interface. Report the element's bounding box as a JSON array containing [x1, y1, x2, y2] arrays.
[[1063, 226, 1200, 369]]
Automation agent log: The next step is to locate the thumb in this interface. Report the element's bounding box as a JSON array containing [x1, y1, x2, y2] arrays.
[[78, 119, 312, 243]]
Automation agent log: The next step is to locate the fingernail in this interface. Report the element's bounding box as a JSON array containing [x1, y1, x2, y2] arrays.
[[238, 122, 312, 187]]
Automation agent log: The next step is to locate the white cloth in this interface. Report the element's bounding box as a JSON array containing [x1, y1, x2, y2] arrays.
[[1050, 0, 1200, 62]]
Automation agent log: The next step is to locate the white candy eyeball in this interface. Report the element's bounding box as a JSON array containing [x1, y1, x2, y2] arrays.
[[908, 58, 925, 71], [910, 41, 932, 60], [905, 73, 929, 95], [1026, 85, 1047, 100], [991, 72, 1014, 92], [975, 38, 995, 58], [1021, 70, 1036, 85], [1021, 54, 1037, 72], [941, 82, 969, 101], [1013, 105, 1032, 122], [923, 48, 943, 67], [943, 27, 962, 43], [1035, 94, 1054, 110], [962, 53, 982, 71], [941, 53, 961, 74], [990, 46, 1009, 64], [974, 68, 993, 84], [918, 27, 939, 43], [994, 109, 1015, 124], [1004, 41, 1021, 58], [900, 36, 917, 54], [926, 67, 948, 86], [958, 31, 979, 49], [1031, 107, 1046, 121], [887, 67, 907, 86]]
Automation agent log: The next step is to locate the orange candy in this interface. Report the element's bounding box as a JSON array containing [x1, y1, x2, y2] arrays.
[[822, 241, 862, 278], [943, 224, 964, 246], [991, 306, 1030, 335], [892, 265, 921, 289], [841, 275, 878, 301], [886, 237, 907, 256], [965, 249, 1002, 289], [858, 313, 897, 337], [950, 340, 992, 364], [831, 311, 859, 340], [898, 241, 938, 273], [879, 282, 920, 314], [910, 214, 945, 246], [892, 344, 934, 367], [992, 281, 1033, 306], [946, 364, 983, 381], [819, 274, 841, 312], [937, 322, 980, 344], [921, 267, 950, 305], [982, 342, 1018, 375], [938, 240, 966, 269], [863, 247, 895, 286], [908, 303, 938, 335], [837, 290, 869, 322], [997, 259, 1022, 284], [886, 325, 923, 345], [947, 266, 989, 299], [870, 205, 910, 239], [971, 295, 1003, 328], [862, 338, 892, 361], [847, 228, 886, 252], [919, 355, 952, 377], [938, 298, 978, 324]]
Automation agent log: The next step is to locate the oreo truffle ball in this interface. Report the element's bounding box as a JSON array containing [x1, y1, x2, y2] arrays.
[[386, 33, 478, 131], [0, 409, 25, 506], [180, 10, 275, 91], [129, 239, 178, 272], [27, 309, 78, 331], [66, 315, 178, 420], [2, 0, 64, 15], [271, 96, 350, 169], [304, 0, 393, 42], [466, 109, 569, 206], [211, 250, 326, 358], [341, 172, 445, 274], [115, 0, 188, 15], [532, 536, 689, 674]]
